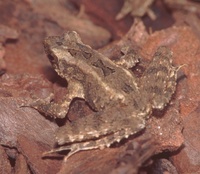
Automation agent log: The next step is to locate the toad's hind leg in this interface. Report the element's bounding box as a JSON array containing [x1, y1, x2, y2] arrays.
[[43, 134, 114, 162], [44, 127, 141, 162]]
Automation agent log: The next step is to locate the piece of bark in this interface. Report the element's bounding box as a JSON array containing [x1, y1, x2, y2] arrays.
[[164, 0, 200, 15], [0, 24, 19, 75], [0, 145, 12, 174], [151, 158, 179, 174], [0, 44, 6, 75], [0, 74, 58, 147], [173, 12, 200, 43], [0, 24, 19, 42], [172, 105, 200, 173], [29, 0, 111, 49], [0, 97, 58, 147], [140, 25, 200, 173], [147, 104, 183, 154], [17, 135, 61, 174], [0, 73, 63, 173], [15, 154, 31, 174], [70, 0, 133, 38], [110, 136, 156, 174], [116, 0, 155, 20]]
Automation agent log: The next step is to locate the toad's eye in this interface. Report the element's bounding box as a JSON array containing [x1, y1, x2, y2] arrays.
[[56, 41, 63, 46]]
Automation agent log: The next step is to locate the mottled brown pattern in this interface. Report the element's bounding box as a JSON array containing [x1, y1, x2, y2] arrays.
[[30, 31, 179, 161]]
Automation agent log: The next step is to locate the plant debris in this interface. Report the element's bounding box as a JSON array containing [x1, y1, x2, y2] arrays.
[[0, 0, 200, 173]]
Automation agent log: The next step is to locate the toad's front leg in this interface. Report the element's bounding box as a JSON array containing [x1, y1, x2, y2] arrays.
[[29, 80, 84, 118], [114, 47, 140, 69]]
